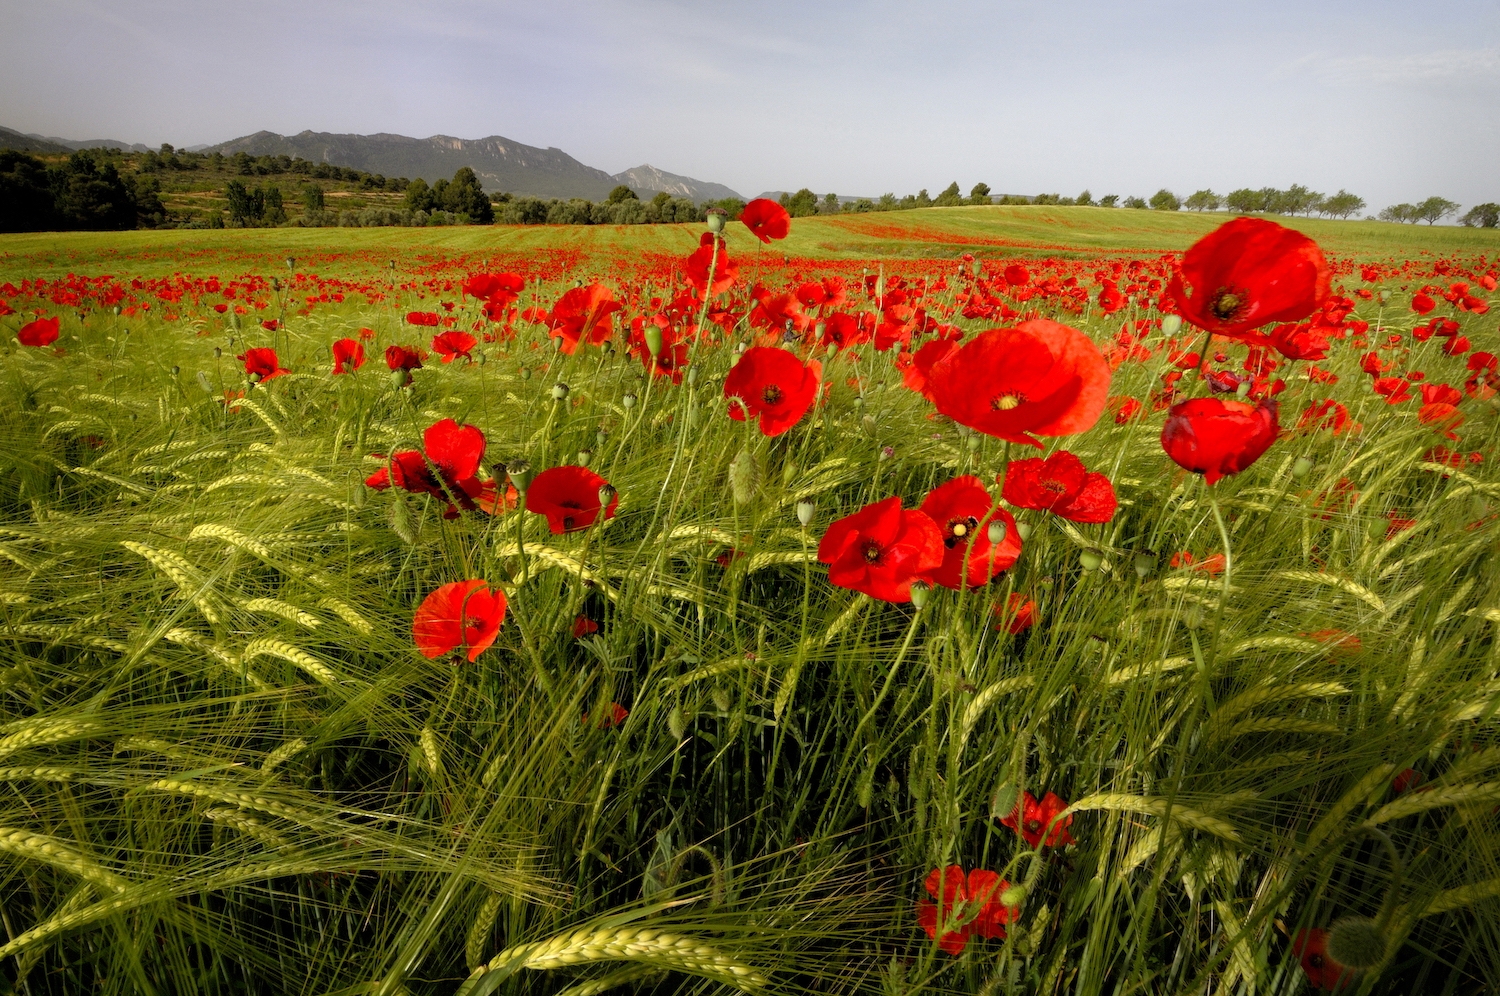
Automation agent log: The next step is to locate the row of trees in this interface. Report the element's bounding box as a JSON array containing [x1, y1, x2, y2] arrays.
[[0, 149, 165, 232], [136, 144, 411, 192], [772, 183, 1370, 217], [485, 186, 741, 226], [401, 168, 493, 223]]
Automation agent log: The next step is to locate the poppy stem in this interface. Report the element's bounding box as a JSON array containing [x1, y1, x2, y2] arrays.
[[1206, 485, 1233, 602], [1193, 328, 1215, 384]]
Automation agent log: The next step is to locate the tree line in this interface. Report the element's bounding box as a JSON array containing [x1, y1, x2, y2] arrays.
[[0, 148, 166, 232]]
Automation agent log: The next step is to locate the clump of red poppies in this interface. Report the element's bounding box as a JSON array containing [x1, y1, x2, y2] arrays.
[[365, 418, 512, 518], [412, 580, 506, 661], [916, 866, 1019, 955]]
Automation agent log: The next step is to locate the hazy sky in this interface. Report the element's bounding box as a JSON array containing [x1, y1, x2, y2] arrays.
[[3, 0, 1497, 211]]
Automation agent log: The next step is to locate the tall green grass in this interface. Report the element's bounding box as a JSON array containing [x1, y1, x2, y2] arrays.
[[0, 238, 1497, 995]]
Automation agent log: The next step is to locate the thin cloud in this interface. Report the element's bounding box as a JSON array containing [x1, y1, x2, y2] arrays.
[[1286, 47, 1500, 85]]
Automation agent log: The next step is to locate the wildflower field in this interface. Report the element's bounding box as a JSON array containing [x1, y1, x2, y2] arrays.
[[1, 205, 1498, 995]]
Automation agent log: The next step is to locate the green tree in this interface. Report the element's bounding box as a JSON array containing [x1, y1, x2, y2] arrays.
[[822, 192, 840, 214], [1321, 190, 1365, 219], [224, 179, 262, 226], [1459, 203, 1500, 228], [1184, 189, 1220, 211], [52, 151, 137, 230], [606, 184, 638, 204], [302, 185, 325, 212], [1033, 193, 1061, 205], [0, 150, 57, 232], [914, 189, 932, 207], [1379, 203, 1417, 223], [1075, 189, 1094, 206], [779, 188, 819, 218], [1224, 188, 1262, 213], [403, 178, 435, 213], [1123, 195, 1148, 209], [878, 193, 898, 211], [442, 167, 493, 223], [129, 173, 166, 227], [1415, 196, 1459, 225], [934, 182, 963, 207], [262, 185, 286, 226], [1149, 189, 1181, 211], [969, 182, 991, 205], [1098, 193, 1119, 207]]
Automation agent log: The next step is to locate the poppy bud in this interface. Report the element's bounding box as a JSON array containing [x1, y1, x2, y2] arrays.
[[1079, 549, 1103, 571], [477, 350, 487, 365], [232, 313, 242, 329], [1134, 551, 1157, 578], [506, 458, 533, 494], [987, 520, 1007, 545], [196, 370, 213, 393], [667, 704, 687, 740], [966, 434, 981, 451], [520, 366, 532, 380], [551, 382, 570, 401], [597, 482, 616, 508], [999, 883, 1027, 907], [862, 414, 878, 437], [1292, 456, 1315, 479], [1378, 289, 1391, 303], [728, 447, 759, 505], [389, 368, 408, 389], [248, 372, 261, 383], [880, 445, 895, 461], [706, 209, 726, 233], [1235, 380, 1251, 399], [991, 781, 1019, 820], [622, 392, 637, 409], [1016, 521, 1033, 541], [644, 325, 663, 357], [577, 449, 592, 467], [856, 764, 875, 808], [1161, 314, 1182, 335], [686, 365, 699, 385], [712, 686, 732, 712], [213, 346, 222, 358], [909, 580, 931, 608], [286, 257, 295, 270], [171, 365, 180, 376], [797, 498, 816, 527], [1326, 917, 1385, 970], [271, 277, 280, 291]]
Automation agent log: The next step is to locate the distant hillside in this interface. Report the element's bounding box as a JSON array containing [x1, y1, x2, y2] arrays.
[[11, 128, 152, 153], [201, 130, 612, 200], [612, 164, 743, 203], [0, 127, 76, 155]]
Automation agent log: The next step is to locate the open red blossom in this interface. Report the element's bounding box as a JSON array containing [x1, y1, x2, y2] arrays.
[[261, 319, 279, 332], [818, 496, 944, 603], [996, 592, 1037, 634], [1297, 399, 1353, 435], [923, 319, 1111, 447], [740, 198, 791, 243], [18, 316, 60, 347], [1269, 322, 1329, 361], [1003, 264, 1030, 287], [431, 330, 477, 363], [901, 338, 960, 398], [239, 346, 288, 381], [463, 271, 525, 306], [685, 233, 739, 297], [548, 283, 622, 354], [916, 866, 1017, 956], [386, 344, 425, 371], [918, 476, 1021, 590], [1373, 377, 1412, 404], [406, 311, 440, 327], [1169, 218, 1330, 342], [1411, 293, 1436, 315], [1161, 397, 1279, 485], [572, 615, 599, 639], [582, 702, 630, 729], [1001, 791, 1075, 848], [723, 346, 821, 436], [526, 465, 619, 533], [412, 580, 506, 662], [1001, 451, 1117, 523], [365, 418, 511, 518], [331, 338, 365, 374], [1292, 929, 1356, 992]]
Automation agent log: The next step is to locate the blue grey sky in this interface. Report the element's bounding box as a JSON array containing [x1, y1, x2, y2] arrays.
[[3, 0, 1497, 211]]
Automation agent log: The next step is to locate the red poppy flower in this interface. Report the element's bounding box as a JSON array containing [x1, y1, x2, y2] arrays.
[[1373, 377, 1412, 404], [239, 346, 289, 381], [740, 198, 791, 243], [366, 418, 509, 518], [995, 592, 1036, 634], [1110, 396, 1143, 423], [358, 326, 376, 340], [526, 465, 619, 533], [1292, 928, 1356, 992], [412, 579, 506, 662], [1268, 322, 1329, 361], [406, 311, 440, 327], [212, 303, 229, 314], [331, 338, 365, 374], [261, 319, 279, 332], [386, 344, 425, 371], [685, 233, 739, 297], [583, 702, 629, 729], [1168, 218, 1330, 342], [901, 338, 960, 398], [1000, 791, 1075, 848], [1003, 264, 1030, 287], [547, 284, 622, 354], [463, 271, 525, 306], [723, 346, 821, 437], [1391, 767, 1424, 794], [1297, 399, 1353, 435], [1411, 293, 1436, 315], [1160, 397, 1280, 485], [917, 476, 1021, 590], [431, 330, 477, 363], [1000, 451, 1117, 523], [916, 866, 1017, 956], [572, 615, 599, 639], [18, 316, 60, 347], [817, 496, 944, 603], [923, 320, 1111, 447]]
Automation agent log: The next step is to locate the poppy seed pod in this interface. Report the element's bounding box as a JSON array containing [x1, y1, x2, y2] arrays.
[[1079, 549, 1103, 571], [796, 498, 816, 528], [622, 392, 637, 409], [644, 325, 663, 357], [909, 580, 931, 608], [596, 482, 616, 509], [1016, 521, 1033, 541], [1292, 456, 1315, 479], [706, 209, 726, 233], [577, 449, 592, 467], [171, 365, 180, 376], [1134, 551, 1157, 578], [1161, 314, 1182, 335], [596, 429, 608, 447], [987, 520, 1007, 545], [506, 458, 533, 494], [389, 368, 408, 389], [213, 346, 222, 359], [551, 382, 570, 402], [519, 366, 531, 380]]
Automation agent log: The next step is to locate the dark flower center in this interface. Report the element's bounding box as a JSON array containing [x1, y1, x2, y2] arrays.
[[863, 541, 883, 564], [1025, 819, 1042, 833], [762, 384, 785, 405], [944, 516, 979, 548], [1040, 477, 1067, 495], [1210, 287, 1245, 321], [1309, 955, 1324, 969], [562, 516, 576, 530], [991, 392, 1025, 411]]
